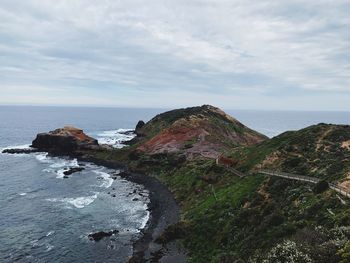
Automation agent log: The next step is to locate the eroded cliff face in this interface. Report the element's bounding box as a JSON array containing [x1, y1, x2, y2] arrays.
[[134, 105, 267, 159], [32, 126, 98, 153]]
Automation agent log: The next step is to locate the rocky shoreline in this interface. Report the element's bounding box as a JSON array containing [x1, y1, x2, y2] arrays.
[[2, 126, 186, 262], [77, 154, 185, 262]]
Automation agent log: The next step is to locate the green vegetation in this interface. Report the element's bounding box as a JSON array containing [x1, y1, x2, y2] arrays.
[[231, 124, 350, 182], [81, 106, 350, 262], [120, 152, 350, 262]]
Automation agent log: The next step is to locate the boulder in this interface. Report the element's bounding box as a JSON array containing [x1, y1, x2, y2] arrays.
[[135, 120, 145, 136], [88, 230, 119, 242], [63, 167, 85, 176], [31, 126, 98, 153]]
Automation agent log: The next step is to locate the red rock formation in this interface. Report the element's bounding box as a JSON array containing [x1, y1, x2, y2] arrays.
[[32, 126, 98, 153], [136, 105, 268, 159]]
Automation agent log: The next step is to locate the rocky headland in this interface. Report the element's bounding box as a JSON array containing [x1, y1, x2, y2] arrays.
[[4, 105, 350, 262], [32, 126, 99, 153]]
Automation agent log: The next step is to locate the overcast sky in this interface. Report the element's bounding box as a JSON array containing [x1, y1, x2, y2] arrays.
[[0, 0, 349, 110]]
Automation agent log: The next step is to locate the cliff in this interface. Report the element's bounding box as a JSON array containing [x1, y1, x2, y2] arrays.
[[32, 126, 99, 153]]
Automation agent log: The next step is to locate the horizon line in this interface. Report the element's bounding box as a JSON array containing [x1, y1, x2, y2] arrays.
[[0, 103, 349, 113]]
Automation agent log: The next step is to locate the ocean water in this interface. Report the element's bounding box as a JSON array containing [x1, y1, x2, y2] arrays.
[[0, 106, 160, 263], [1, 106, 350, 263]]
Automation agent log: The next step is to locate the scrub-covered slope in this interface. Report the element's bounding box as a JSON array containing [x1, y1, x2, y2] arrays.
[[121, 114, 350, 263], [26, 107, 350, 262], [232, 123, 350, 184]]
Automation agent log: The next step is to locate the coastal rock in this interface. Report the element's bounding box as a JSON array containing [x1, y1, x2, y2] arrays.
[[111, 174, 119, 180], [63, 167, 85, 176], [119, 130, 135, 136], [31, 126, 98, 153], [2, 148, 38, 154], [88, 230, 119, 242], [135, 120, 145, 136], [118, 171, 131, 178]]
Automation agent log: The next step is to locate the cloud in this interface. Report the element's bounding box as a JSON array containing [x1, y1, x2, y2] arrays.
[[0, 0, 349, 110]]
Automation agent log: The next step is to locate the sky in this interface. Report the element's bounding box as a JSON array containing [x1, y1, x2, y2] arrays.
[[0, 0, 349, 110]]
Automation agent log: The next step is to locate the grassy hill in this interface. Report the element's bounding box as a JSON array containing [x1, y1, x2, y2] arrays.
[[231, 123, 350, 183], [82, 106, 350, 262]]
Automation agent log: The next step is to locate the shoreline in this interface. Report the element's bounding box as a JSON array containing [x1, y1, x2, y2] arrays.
[[3, 148, 185, 262], [77, 155, 186, 262]]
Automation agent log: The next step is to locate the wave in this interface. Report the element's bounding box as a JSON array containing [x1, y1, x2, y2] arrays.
[[96, 129, 136, 148], [1, 144, 32, 151], [35, 153, 81, 178], [47, 194, 98, 209], [35, 152, 50, 163], [1, 144, 33, 156], [55, 169, 68, 179], [49, 158, 79, 169], [93, 170, 114, 188], [45, 244, 54, 252], [46, 231, 55, 237]]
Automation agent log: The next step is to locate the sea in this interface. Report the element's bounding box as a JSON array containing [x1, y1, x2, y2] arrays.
[[1, 106, 350, 263]]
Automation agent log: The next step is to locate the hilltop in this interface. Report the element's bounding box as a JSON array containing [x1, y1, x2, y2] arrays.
[[131, 105, 267, 159]]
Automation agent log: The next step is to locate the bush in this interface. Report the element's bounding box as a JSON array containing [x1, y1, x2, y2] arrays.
[[262, 240, 312, 263], [313, 180, 329, 194]]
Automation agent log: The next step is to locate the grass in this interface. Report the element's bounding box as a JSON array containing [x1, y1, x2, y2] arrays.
[[81, 115, 350, 262]]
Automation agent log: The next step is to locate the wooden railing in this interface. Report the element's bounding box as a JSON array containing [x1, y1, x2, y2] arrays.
[[259, 170, 350, 199], [227, 167, 245, 178], [329, 183, 350, 198]]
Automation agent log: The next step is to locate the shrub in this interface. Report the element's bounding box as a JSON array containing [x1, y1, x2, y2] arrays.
[[313, 180, 329, 194], [262, 240, 312, 263]]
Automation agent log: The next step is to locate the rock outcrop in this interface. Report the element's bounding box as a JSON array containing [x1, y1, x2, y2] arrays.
[[31, 126, 98, 153], [2, 148, 38, 154], [63, 167, 85, 176], [88, 230, 119, 242], [135, 120, 146, 137], [134, 105, 268, 159]]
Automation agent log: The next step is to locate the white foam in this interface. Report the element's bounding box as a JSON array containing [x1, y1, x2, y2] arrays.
[[35, 154, 82, 178], [139, 210, 150, 230], [1, 144, 33, 156], [45, 244, 54, 252], [56, 169, 68, 179], [49, 158, 79, 169], [46, 231, 55, 237], [96, 129, 136, 148], [1, 144, 32, 151], [117, 128, 134, 133], [66, 195, 98, 208], [19, 192, 27, 196], [47, 194, 98, 209], [93, 170, 114, 188], [35, 153, 50, 163]]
